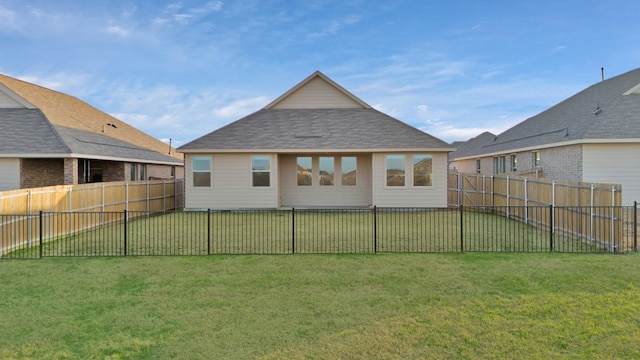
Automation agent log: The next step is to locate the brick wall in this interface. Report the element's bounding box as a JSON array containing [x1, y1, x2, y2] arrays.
[[21, 158, 65, 188], [454, 144, 583, 181], [539, 144, 582, 181]]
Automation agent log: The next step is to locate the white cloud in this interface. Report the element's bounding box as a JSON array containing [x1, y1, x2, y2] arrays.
[[212, 96, 270, 119], [106, 26, 129, 37], [309, 15, 361, 39], [14, 72, 91, 94], [0, 6, 16, 26]]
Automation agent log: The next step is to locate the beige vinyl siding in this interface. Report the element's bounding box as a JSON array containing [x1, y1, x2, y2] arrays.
[[184, 153, 278, 209], [583, 143, 640, 206], [279, 154, 372, 207], [270, 77, 364, 109], [0, 158, 20, 191], [372, 152, 448, 207]]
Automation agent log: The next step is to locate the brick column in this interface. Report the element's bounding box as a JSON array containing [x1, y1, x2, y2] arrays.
[[64, 158, 79, 185]]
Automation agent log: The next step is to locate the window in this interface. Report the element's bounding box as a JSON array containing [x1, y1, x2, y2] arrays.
[[476, 159, 481, 174], [510, 155, 517, 172], [493, 157, 499, 173], [499, 156, 506, 173], [341, 157, 357, 186], [131, 164, 138, 181], [140, 164, 146, 180], [297, 157, 312, 186], [192, 156, 211, 187], [170, 166, 175, 178], [319, 157, 334, 186], [386, 155, 405, 186], [413, 154, 432, 186], [532, 151, 540, 167], [252, 156, 270, 187]]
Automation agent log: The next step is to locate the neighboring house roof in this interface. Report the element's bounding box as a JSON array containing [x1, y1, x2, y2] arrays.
[[448, 131, 496, 161], [0, 108, 179, 164], [0, 108, 70, 154], [457, 67, 640, 159], [179, 71, 453, 152], [0, 73, 182, 164]]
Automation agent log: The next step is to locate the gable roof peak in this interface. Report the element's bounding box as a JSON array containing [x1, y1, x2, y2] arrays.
[[263, 71, 372, 110]]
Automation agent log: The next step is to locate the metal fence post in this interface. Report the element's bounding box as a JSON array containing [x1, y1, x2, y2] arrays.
[[634, 201, 638, 252], [460, 205, 464, 253], [373, 206, 377, 254], [124, 209, 128, 256], [207, 209, 211, 255], [39, 211, 43, 259], [291, 208, 295, 254], [549, 205, 554, 252]]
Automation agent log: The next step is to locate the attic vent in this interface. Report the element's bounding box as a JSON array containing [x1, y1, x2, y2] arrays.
[[593, 106, 603, 116]]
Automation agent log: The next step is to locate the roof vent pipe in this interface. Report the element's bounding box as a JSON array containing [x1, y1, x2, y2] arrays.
[[601, 67, 605, 82]]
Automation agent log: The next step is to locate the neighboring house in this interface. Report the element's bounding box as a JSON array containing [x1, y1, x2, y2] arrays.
[[0, 74, 183, 191], [178, 71, 454, 209], [453, 67, 640, 205], [448, 131, 496, 172]]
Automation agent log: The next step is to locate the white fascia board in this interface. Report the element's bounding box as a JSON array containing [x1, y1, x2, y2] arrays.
[[0, 153, 183, 165], [453, 138, 640, 161], [179, 147, 456, 154]]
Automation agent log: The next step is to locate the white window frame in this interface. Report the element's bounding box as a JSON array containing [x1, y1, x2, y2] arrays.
[[319, 156, 335, 186], [385, 154, 406, 187], [192, 156, 211, 187], [412, 154, 433, 187], [532, 151, 540, 167], [251, 155, 271, 188], [341, 156, 357, 186]]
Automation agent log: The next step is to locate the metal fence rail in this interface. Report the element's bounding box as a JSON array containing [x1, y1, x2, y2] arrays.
[[1, 205, 636, 259]]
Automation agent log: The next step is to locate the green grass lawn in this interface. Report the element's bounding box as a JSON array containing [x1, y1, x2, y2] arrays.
[[1, 253, 639, 359]]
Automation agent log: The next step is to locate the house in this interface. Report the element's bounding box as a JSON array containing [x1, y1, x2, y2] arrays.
[[448, 131, 496, 172], [178, 71, 454, 209], [0, 74, 183, 191], [452, 67, 640, 205]]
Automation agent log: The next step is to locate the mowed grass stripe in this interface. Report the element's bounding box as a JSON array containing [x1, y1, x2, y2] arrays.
[[1, 254, 638, 359]]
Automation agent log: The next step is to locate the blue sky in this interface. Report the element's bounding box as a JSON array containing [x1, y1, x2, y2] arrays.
[[1, 0, 639, 147]]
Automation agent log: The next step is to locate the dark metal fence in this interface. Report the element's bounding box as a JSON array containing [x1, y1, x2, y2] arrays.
[[1, 205, 637, 259]]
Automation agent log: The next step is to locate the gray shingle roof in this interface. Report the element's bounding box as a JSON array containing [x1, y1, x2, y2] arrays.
[[0, 108, 69, 153], [57, 126, 181, 163], [0, 108, 180, 164], [179, 108, 453, 151], [448, 131, 496, 161], [472, 67, 640, 156]]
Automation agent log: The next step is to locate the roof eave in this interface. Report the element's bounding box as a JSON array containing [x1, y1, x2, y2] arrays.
[[179, 147, 455, 154], [453, 138, 640, 161], [0, 153, 183, 165]]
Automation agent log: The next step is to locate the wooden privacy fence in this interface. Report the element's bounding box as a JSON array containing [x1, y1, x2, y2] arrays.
[[0, 180, 184, 256], [448, 171, 623, 252], [448, 171, 621, 208]]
